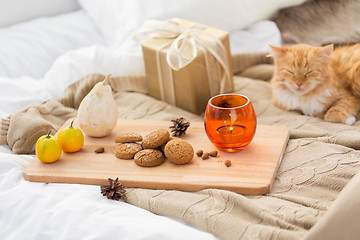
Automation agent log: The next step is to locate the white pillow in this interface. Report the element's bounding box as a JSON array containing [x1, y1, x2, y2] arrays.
[[78, 0, 306, 47], [0, 0, 79, 27], [0, 10, 105, 79]]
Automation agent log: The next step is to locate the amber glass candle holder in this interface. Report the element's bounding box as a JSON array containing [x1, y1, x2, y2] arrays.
[[204, 94, 257, 152]]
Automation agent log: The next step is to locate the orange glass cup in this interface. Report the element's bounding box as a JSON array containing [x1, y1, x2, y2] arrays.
[[204, 94, 257, 152]]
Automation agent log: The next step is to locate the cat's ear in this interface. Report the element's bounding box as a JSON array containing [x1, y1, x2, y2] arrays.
[[318, 44, 333, 62], [269, 45, 286, 59]]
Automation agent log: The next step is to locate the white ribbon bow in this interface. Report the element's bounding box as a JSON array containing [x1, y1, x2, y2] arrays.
[[135, 18, 232, 104]]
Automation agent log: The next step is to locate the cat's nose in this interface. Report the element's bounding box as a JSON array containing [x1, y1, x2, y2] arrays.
[[296, 82, 303, 87]]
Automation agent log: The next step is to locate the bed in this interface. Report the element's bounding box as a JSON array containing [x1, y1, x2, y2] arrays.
[[1, 1, 360, 240]]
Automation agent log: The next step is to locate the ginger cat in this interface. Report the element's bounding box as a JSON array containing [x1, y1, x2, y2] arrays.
[[270, 43, 360, 125]]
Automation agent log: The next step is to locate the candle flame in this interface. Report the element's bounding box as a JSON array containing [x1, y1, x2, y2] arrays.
[[229, 126, 233, 131]]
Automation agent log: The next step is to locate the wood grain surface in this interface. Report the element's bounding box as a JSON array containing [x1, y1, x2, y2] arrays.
[[24, 119, 290, 195]]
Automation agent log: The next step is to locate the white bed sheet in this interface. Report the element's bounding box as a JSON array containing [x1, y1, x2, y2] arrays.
[[0, 10, 104, 79], [0, 148, 218, 240], [0, 10, 106, 118], [0, 3, 285, 239]]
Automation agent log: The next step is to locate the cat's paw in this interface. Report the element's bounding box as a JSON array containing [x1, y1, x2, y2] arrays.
[[324, 109, 356, 125], [345, 116, 356, 125]]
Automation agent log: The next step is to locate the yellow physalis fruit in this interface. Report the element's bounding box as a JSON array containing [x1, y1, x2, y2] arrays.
[[57, 119, 84, 153], [35, 131, 62, 163]]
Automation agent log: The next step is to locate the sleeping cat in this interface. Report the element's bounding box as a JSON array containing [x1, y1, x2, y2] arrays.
[[270, 43, 360, 125]]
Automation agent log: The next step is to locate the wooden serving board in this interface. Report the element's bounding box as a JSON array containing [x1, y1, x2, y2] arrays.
[[24, 119, 289, 195]]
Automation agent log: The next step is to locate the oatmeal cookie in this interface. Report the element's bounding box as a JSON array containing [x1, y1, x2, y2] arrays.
[[115, 132, 142, 143], [114, 143, 142, 159], [134, 149, 165, 167], [142, 129, 170, 149], [164, 138, 194, 165]]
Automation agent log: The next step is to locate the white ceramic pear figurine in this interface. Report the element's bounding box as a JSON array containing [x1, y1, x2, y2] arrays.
[[77, 74, 118, 137]]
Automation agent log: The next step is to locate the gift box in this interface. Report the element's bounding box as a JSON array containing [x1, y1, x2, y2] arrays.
[[136, 18, 233, 114]]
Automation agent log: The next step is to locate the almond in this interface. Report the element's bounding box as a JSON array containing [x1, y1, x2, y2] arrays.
[[201, 152, 210, 160], [224, 160, 231, 167], [209, 150, 218, 157], [95, 147, 105, 153]]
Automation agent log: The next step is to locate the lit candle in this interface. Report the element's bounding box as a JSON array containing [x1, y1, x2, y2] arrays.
[[229, 126, 234, 134], [204, 93, 256, 152], [217, 125, 246, 136]]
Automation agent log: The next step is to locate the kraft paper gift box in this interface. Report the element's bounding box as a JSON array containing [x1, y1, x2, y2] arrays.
[[136, 18, 233, 114]]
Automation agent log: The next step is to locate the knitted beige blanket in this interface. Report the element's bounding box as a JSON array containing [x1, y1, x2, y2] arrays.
[[1, 54, 360, 240]]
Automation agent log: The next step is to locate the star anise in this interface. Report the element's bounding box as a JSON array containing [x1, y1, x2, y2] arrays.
[[100, 178, 127, 201], [170, 117, 190, 137]]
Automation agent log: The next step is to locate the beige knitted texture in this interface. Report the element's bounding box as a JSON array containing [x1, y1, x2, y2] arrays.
[[0, 116, 10, 145]]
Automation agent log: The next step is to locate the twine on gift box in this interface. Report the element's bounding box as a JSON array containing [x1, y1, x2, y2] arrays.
[[134, 18, 232, 105]]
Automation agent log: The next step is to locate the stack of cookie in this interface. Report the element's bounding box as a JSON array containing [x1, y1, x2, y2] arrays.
[[114, 129, 194, 167]]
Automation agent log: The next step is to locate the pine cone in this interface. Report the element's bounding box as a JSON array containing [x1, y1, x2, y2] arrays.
[[169, 117, 190, 137], [100, 178, 127, 201]]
